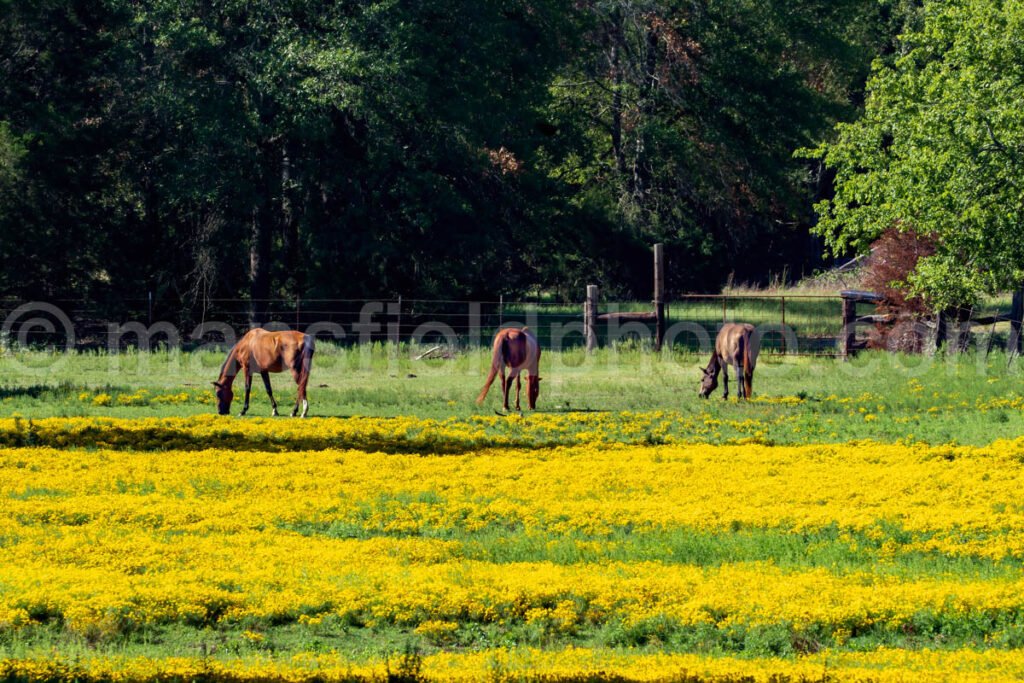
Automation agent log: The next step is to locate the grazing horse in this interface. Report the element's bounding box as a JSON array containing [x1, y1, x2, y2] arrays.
[[476, 327, 541, 411], [699, 323, 758, 400], [213, 329, 315, 417]]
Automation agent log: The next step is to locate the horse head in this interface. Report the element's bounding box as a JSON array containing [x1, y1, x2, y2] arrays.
[[698, 366, 717, 399], [212, 381, 233, 415], [528, 376, 541, 410]]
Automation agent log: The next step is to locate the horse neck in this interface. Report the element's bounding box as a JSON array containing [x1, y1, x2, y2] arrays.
[[704, 354, 720, 376], [217, 346, 241, 385]]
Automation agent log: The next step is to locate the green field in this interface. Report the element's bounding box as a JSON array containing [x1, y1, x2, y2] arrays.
[[2, 344, 1024, 446]]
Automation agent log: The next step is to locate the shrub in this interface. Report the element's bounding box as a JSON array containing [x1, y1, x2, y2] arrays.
[[862, 227, 937, 316], [862, 228, 938, 352]]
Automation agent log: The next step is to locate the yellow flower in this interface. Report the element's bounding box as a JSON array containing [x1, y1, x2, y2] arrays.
[[240, 630, 264, 643]]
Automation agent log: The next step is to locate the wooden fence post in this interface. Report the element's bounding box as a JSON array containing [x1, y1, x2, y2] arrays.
[[653, 243, 665, 352], [840, 290, 885, 359], [394, 295, 402, 346], [1011, 289, 1024, 355], [585, 284, 598, 353], [934, 308, 948, 353], [840, 297, 855, 360]]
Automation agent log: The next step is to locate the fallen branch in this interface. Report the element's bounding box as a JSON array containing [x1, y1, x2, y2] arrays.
[[414, 345, 443, 360]]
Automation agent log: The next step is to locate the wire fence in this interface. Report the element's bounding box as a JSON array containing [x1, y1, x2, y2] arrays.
[[1, 294, 1016, 357]]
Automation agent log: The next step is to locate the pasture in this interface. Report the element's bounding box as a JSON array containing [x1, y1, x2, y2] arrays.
[[3, 346, 1024, 681]]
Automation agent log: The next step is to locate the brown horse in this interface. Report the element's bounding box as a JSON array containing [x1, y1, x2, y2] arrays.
[[699, 323, 758, 400], [476, 327, 541, 411], [213, 329, 315, 417]]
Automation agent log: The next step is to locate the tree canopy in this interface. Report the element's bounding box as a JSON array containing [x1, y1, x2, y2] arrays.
[[811, 0, 1024, 309], [0, 0, 902, 316]]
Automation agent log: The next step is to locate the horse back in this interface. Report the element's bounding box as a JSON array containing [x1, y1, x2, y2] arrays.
[[715, 323, 757, 367], [497, 327, 539, 369], [246, 329, 308, 372]]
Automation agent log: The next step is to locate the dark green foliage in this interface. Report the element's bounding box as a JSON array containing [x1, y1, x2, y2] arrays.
[[0, 1, 897, 310], [811, 0, 1024, 308]]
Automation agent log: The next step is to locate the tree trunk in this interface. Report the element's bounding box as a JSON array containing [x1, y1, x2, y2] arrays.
[[280, 142, 301, 298], [249, 203, 272, 327], [633, 26, 658, 201], [609, 10, 627, 178]]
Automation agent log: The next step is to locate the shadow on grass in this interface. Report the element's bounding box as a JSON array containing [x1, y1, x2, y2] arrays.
[[0, 383, 134, 401], [0, 385, 53, 400]]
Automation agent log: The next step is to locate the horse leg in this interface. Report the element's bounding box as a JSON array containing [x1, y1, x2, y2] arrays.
[[514, 374, 522, 411], [289, 367, 308, 418], [734, 362, 744, 399], [721, 364, 729, 400], [240, 368, 252, 416], [501, 367, 511, 411], [260, 371, 279, 416], [289, 369, 300, 417]]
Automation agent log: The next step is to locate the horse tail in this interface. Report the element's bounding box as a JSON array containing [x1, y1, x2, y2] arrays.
[[476, 335, 508, 405], [299, 334, 315, 384], [742, 329, 754, 399]]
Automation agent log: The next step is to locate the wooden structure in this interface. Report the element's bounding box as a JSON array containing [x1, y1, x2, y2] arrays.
[[839, 289, 884, 359], [1012, 289, 1024, 355], [653, 243, 665, 351], [584, 284, 599, 352], [841, 287, 1024, 358], [584, 244, 666, 353]]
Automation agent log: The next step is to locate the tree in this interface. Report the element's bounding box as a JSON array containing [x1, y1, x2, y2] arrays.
[[0, 0, 908, 311], [0, 121, 24, 210], [0, 0, 580, 312], [810, 0, 1024, 308], [545, 0, 887, 293]]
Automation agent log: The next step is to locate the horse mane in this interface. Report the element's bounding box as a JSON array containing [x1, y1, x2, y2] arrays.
[[218, 334, 248, 380], [703, 352, 719, 374]]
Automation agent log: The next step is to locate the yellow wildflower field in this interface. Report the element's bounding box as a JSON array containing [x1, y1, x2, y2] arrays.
[[2, 415, 1024, 681]]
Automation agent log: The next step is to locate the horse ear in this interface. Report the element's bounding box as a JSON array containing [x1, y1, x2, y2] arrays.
[[212, 381, 223, 388]]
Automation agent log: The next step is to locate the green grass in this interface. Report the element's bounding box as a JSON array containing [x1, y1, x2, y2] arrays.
[[3, 344, 1024, 446], [278, 519, 1024, 580], [5, 609, 1024, 664]]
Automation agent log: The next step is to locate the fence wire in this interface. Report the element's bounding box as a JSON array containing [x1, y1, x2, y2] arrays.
[[2, 295, 1018, 357]]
